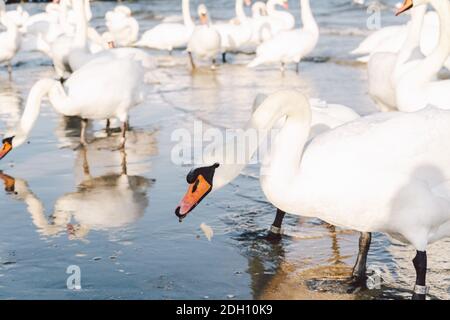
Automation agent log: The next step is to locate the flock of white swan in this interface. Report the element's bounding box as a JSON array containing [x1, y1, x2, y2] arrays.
[[0, 0, 450, 300]]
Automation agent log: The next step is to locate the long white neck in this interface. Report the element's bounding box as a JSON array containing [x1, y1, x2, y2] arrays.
[[15, 79, 73, 148], [209, 91, 311, 192], [84, 0, 92, 22], [73, 0, 88, 48], [300, 0, 318, 34], [182, 0, 194, 28], [393, 5, 427, 80], [235, 0, 247, 21], [418, 0, 450, 81]]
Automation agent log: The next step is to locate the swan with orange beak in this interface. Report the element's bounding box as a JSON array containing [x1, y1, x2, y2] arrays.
[[0, 137, 14, 160], [396, 0, 414, 15]]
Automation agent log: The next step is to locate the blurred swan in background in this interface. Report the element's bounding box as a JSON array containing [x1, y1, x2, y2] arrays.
[[368, 5, 428, 112], [265, 0, 295, 36], [105, 4, 139, 47], [135, 0, 194, 52], [248, 0, 319, 72], [187, 4, 221, 69], [351, 7, 449, 69], [395, 0, 450, 112], [4, 4, 28, 29], [0, 0, 21, 78], [0, 147, 153, 240], [213, 0, 253, 62]]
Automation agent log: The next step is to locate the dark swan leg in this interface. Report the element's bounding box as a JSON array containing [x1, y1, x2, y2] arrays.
[[412, 251, 428, 300], [351, 232, 372, 285], [119, 121, 128, 150], [266, 209, 286, 241], [80, 118, 88, 146], [188, 52, 196, 70], [222, 52, 227, 63], [106, 119, 111, 135]]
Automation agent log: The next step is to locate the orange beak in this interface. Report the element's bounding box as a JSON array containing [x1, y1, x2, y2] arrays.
[[244, 0, 252, 6], [0, 171, 15, 193], [396, 0, 413, 16], [108, 41, 116, 49], [0, 138, 13, 161], [282, 1, 289, 10], [175, 175, 212, 220], [200, 13, 208, 25]]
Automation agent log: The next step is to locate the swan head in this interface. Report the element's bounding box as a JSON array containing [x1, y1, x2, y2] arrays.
[[175, 163, 220, 220], [245, 0, 252, 6], [396, 0, 427, 15], [198, 4, 209, 25], [281, 0, 289, 10], [0, 130, 28, 161], [0, 136, 14, 161]]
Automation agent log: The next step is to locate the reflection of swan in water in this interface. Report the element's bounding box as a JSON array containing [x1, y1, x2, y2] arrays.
[[0, 79, 22, 130], [53, 118, 159, 177], [0, 146, 154, 240]]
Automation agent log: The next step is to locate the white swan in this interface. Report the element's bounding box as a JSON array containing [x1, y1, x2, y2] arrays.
[[351, 7, 450, 69], [248, 0, 319, 72], [4, 4, 28, 29], [187, 4, 221, 69], [368, 4, 427, 112], [0, 0, 21, 78], [396, 0, 450, 112], [134, 0, 194, 52], [176, 90, 450, 299], [213, 0, 253, 61], [0, 57, 145, 160], [252, 1, 268, 18], [105, 5, 139, 47], [265, 0, 295, 36]]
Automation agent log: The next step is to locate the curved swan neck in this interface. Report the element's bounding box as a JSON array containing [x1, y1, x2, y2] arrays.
[[210, 91, 311, 192], [254, 91, 311, 186], [235, 0, 247, 21], [396, 5, 426, 68], [300, 0, 318, 33], [421, 0, 450, 79], [16, 79, 58, 146], [182, 0, 194, 28], [73, 0, 88, 47]]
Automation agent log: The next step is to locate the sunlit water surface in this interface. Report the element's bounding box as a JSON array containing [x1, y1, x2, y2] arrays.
[[0, 0, 449, 300]]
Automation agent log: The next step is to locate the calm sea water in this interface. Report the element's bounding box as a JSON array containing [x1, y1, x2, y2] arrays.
[[0, 0, 449, 300]]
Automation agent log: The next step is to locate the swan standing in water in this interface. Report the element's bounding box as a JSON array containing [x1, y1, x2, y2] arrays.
[[248, 0, 319, 72], [213, 0, 253, 62], [0, 57, 146, 160], [395, 0, 450, 112], [135, 0, 194, 52], [187, 4, 221, 70], [176, 90, 450, 299], [0, 0, 21, 79]]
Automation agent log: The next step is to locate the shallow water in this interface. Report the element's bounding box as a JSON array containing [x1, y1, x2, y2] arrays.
[[0, 0, 450, 300]]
